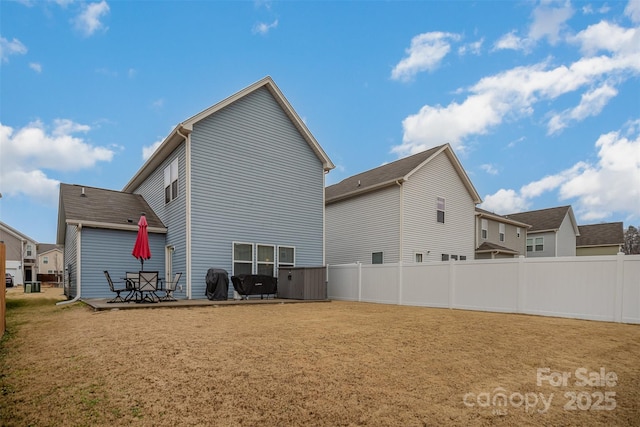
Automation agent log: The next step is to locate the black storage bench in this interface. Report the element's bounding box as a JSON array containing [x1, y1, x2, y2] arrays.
[[231, 274, 277, 299]]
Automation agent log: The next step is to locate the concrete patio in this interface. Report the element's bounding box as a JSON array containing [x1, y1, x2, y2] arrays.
[[83, 297, 330, 311]]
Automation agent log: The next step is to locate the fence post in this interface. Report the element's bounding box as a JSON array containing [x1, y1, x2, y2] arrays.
[[397, 261, 403, 305], [357, 262, 362, 302], [614, 252, 624, 323], [448, 259, 455, 309], [517, 255, 525, 314]]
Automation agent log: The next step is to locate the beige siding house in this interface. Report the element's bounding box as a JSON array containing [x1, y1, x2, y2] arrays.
[[576, 222, 624, 256], [325, 144, 481, 265], [0, 221, 38, 285], [36, 244, 64, 279], [474, 208, 531, 259]]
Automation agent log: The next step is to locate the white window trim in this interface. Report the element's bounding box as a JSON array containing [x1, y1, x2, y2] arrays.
[[437, 197, 445, 223], [256, 244, 275, 277], [164, 158, 179, 204], [232, 242, 254, 275], [526, 236, 544, 252], [372, 251, 384, 264], [277, 245, 296, 269], [499, 223, 505, 242], [481, 219, 488, 239], [414, 252, 424, 263]]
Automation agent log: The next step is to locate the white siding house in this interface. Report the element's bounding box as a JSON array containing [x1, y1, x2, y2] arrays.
[[326, 144, 481, 265]]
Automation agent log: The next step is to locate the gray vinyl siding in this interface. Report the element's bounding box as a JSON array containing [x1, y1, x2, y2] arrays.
[[402, 153, 476, 262], [79, 227, 166, 298], [527, 231, 556, 258], [326, 185, 401, 265], [557, 214, 577, 256], [189, 87, 326, 297], [64, 225, 78, 298], [132, 144, 186, 292]]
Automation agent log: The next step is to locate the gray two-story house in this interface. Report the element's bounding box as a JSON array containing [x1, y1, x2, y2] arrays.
[[58, 76, 334, 300], [505, 205, 580, 257]]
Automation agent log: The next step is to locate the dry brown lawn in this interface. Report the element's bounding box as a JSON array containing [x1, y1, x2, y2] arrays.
[[1, 286, 639, 426]]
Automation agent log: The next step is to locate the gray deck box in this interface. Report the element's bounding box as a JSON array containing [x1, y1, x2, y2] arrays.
[[277, 266, 327, 300]]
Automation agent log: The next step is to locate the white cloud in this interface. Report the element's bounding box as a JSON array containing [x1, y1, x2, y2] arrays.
[[151, 98, 164, 109], [481, 189, 530, 213], [480, 164, 498, 175], [626, 0, 640, 23], [252, 19, 278, 35], [142, 139, 163, 161], [481, 122, 640, 221], [393, 23, 640, 156], [493, 31, 529, 52], [29, 62, 42, 73], [0, 120, 114, 206], [547, 83, 618, 134], [74, 0, 110, 37], [391, 32, 461, 82], [528, 1, 574, 45], [571, 21, 640, 56], [0, 36, 27, 62], [458, 39, 483, 56]]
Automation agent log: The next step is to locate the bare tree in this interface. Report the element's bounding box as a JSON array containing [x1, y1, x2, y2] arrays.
[[622, 225, 640, 254]]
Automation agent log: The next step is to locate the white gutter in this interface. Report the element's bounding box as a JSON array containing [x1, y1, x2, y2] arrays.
[[323, 170, 328, 266], [396, 180, 404, 263], [57, 224, 82, 306], [177, 126, 192, 299]]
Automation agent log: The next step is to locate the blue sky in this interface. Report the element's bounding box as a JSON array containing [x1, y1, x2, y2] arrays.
[[1, 0, 639, 243]]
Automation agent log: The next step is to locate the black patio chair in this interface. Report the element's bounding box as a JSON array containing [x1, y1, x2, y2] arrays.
[[124, 271, 139, 302], [138, 271, 159, 303], [159, 272, 181, 302], [104, 271, 127, 303]]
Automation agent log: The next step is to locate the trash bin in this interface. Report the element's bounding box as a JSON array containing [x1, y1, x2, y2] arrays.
[[32, 281, 41, 293], [24, 283, 32, 293]]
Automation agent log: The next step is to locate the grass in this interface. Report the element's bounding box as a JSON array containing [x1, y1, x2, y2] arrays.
[[1, 287, 639, 426]]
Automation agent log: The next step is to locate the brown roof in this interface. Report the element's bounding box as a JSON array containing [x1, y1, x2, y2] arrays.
[[576, 222, 624, 247], [505, 205, 573, 233], [325, 144, 480, 204], [58, 184, 166, 241], [475, 241, 520, 254]]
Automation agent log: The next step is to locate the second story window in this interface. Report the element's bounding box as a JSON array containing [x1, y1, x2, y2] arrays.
[[481, 219, 488, 239], [437, 197, 445, 223], [526, 237, 544, 252], [26, 244, 33, 257], [164, 159, 179, 204], [517, 227, 521, 238], [499, 224, 505, 242], [43, 256, 49, 264]]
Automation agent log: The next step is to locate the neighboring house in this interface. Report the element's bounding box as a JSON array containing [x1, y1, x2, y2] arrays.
[[0, 221, 38, 285], [325, 144, 481, 265], [36, 244, 64, 280], [58, 76, 334, 300], [474, 208, 531, 259], [504, 206, 580, 257], [57, 185, 168, 298], [576, 222, 624, 256]]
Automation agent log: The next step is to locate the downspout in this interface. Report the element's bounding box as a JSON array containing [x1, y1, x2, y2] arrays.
[[323, 170, 328, 266], [176, 126, 192, 299], [396, 180, 404, 263], [396, 179, 403, 305], [57, 223, 82, 306]]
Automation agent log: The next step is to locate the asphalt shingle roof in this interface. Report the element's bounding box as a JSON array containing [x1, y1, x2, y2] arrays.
[[476, 241, 519, 254], [576, 222, 624, 247], [505, 206, 571, 232], [325, 145, 443, 202], [59, 184, 165, 229]]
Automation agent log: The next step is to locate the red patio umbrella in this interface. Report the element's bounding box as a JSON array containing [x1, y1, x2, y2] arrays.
[[132, 214, 151, 269]]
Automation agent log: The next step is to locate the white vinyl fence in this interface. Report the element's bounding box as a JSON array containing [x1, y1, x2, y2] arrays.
[[327, 254, 640, 324]]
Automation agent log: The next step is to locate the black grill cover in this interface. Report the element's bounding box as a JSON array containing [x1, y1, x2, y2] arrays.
[[231, 274, 277, 297], [205, 268, 229, 300]]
